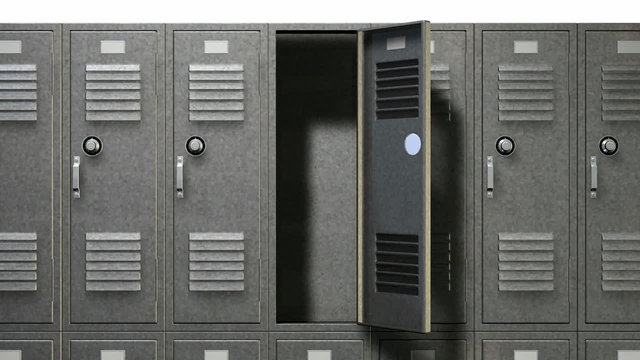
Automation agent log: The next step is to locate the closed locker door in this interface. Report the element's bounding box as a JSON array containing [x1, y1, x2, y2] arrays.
[[482, 340, 570, 360], [379, 339, 466, 360], [69, 340, 157, 360], [69, 31, 159, 323], [586, 340, 640, 360], [173, 340, 260, 360], [482, 31, 571, 323], [585, 31, 640, 323], [0, 31, 55, 323], [0, 340, 53, 360], [430, 29, 468, 325], [172, 31, 261, 323], [277, 340, 363, 360]]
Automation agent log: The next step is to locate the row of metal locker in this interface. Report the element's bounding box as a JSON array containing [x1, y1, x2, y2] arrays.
[[4, 332, 640, 360], [2, 22, 640, 333]]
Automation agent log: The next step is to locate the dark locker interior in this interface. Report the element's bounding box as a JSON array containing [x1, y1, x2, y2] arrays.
[[275, 31, 359, 324], [3, 22, 640, 360]]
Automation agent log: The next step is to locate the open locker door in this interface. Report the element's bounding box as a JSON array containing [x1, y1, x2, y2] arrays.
[[357, 21, 431, 333]]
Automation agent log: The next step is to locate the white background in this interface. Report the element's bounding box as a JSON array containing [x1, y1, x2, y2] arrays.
[[0, 0, 636, 23]]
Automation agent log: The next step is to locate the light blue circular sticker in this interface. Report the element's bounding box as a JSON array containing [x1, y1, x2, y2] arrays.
[[404, 133, 421, 156]]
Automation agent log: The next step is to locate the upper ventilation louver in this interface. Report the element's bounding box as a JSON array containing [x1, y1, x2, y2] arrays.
[[498, 64, 555, 121], [431, 63, 451, 121], [376, 59, 420, 120], [85, 64, 141, 121], [0, 64, 37, 121], [601, 65, 640, 121], [188, 64, 245, 121]]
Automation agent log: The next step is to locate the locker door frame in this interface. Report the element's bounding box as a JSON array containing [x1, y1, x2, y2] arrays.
[[165, 23, 269, 332], [578, 23, 640, 332], [61, 23, 165, 332], [0, 23, 61, 332], [267, 23, 373, 333], [358, 21, 431, 333], [427, 23, 475, 332], [473, 23, 578, 332]]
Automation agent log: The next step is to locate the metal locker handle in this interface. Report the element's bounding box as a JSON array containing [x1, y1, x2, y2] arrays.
[[590, 156, 597, 199], [487, 156, 494, 198], [177, 156, 184, 199], [73, 156, 80, 199]]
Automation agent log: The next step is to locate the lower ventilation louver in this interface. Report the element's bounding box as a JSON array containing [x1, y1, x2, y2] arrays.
[[601, 232, 640, 291], [189, 232, 245, 291], [375, 233, 419, 296], [498, 232, 554, 291], [0, 232, 37, 291], [85, 232, 142, 291]]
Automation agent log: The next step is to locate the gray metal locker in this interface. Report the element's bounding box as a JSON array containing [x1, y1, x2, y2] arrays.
[[379, 339, 467, 360], [172, 340, 261, 360], [482, 340, 570, 360], [68, 339, 157, 360], [273, 25, 362, 329], [170, 30, 262, 324], [480, 28, 573, 324], [584, 30, 640, 324], [0, 340, 54, 360], [0, 27, 58, 325], [430, 26, 471, 326], [272, 22, 431, 333], [65, 27, 163, 326], [276, 340, 363, 360]]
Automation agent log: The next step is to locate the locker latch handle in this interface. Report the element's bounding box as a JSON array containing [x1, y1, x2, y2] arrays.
[[590, 156, 597, 199], [487, 156, 494, 198], [177, 156, 184, 199], [73, 156, 80, 199]]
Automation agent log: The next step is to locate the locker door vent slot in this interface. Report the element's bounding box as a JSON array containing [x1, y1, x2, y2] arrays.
[[375, 59, 420, 120], [497, 64, 554, 121], [431, 63, 451, 121], [498, 232, 554, 291], [0, 232, 37, 291], [85, 232, 142, 291], [375, 233, 419, 296], [0, 64, 38, 121], [601, 232, 640, 291], [189, 232, 245, 291], [601, 65, 640, 121], [432, 232, 452, 291], [188, 64, 245, 121], [85, 64, 141, 121]]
